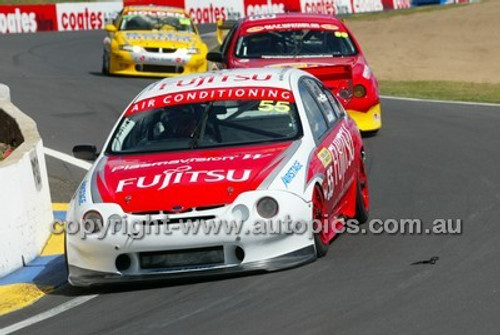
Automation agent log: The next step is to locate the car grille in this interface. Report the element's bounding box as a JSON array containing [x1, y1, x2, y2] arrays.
[[135, 64, 184, 73], [130, 204, 226, 216], [144, 47, 177, 53], [140, 246, 225, 269], [141, 215, 216, 226]]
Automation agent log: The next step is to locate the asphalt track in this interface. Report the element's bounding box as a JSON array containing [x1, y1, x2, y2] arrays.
[[1, 26, 500, 334]]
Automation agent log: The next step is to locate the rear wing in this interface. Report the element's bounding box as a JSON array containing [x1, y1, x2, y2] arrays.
[[216, 19, 237, 45], [301, 65, 353, 106]]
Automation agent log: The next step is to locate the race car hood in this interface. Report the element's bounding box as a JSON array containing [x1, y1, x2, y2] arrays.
[[116, 30, 200, 49], [93, 142, 293, 213]]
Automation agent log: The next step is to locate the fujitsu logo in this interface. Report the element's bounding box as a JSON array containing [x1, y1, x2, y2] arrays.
[[116, 165, 252, 192], [158, 74, 273, 89]]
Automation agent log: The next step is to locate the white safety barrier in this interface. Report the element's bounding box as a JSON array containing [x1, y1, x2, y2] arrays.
[[0, 84, 10, 101], [0, 84, 53, 278]]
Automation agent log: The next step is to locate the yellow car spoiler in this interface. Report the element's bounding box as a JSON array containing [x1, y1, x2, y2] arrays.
[[216, 19, 238, 45]]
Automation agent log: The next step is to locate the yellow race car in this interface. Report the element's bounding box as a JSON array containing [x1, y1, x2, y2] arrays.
[[102, 6, 208, 77]]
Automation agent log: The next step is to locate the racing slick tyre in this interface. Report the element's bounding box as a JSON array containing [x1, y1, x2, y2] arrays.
[[362, 130, 379, 138], [313, 185, 329, 257], [355, 153, 370, 224], [102, 52, 110, 75]]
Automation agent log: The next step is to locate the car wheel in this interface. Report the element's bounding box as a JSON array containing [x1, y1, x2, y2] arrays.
[[313, 185, 329, 257], [355, 153, 370, 224], [361, 129, 379, 138], [102, 52, 110, 75]]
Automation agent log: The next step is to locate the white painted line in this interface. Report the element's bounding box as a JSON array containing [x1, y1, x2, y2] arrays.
[[381, 95, 500, 108], [0, 295, 98, 335], [43, 147, 91, 171], [200, 31, 216, 38]]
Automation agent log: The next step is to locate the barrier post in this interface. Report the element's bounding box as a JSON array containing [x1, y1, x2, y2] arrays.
[[0, 84, 10, 102]]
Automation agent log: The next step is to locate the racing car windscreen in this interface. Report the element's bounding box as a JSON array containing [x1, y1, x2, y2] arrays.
[[108, 99, 302, 154], [119, 13, 195, 33], [235, 30, 358, 58]]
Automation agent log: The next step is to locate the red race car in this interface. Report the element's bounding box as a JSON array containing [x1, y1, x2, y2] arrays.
[[67, 68, 370, 286], [207, 13, 382, 133]]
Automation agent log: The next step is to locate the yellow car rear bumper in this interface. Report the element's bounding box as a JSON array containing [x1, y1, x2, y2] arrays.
[[347, 104, 382, 132]]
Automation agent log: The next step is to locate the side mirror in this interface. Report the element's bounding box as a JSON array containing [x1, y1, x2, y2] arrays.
[[73, 145, 99, 161], [105, 24, 117, 33], [206, 51, 225, 63]]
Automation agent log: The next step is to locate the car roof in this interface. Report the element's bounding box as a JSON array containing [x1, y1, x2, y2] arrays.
[[239, 13, 345, 28], [134, 68, 305, 102]]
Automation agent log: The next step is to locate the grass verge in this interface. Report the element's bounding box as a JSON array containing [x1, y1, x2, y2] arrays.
[[379, 80, 500, 104]]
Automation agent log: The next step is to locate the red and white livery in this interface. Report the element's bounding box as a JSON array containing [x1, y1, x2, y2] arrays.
[[67, 68, 370, 286]]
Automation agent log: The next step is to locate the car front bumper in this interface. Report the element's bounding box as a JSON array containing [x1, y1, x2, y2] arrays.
[[66, 190, 316, 287], [109, 49, 207, 77], [68, 245, 316, 287]]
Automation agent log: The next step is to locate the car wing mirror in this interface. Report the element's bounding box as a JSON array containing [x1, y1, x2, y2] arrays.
[[206, 51, 225, 63], [73, 145, 99, 161], [105, 24, 117, 33]]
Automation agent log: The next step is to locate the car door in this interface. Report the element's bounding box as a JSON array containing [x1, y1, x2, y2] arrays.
[[300, 77, 357, 215]]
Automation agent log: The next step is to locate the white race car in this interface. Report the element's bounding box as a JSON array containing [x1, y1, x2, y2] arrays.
[[67, 68, 370, 286]]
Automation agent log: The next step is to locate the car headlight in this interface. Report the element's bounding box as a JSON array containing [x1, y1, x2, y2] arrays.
[[119, 45, 143, 53], [256, 197, 279, 219], [232, 204, 250, 223], [353, 84, 367, 98], [186, 48, 200, 55], [108, 214, 123, 234], [83, 210, 103, 234]]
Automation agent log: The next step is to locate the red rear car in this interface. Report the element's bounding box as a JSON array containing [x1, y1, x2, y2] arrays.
[[207, 13, 382, 133]]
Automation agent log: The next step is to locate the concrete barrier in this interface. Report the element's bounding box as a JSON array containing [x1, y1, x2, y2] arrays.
[[0, 84, 10, 102], [0, 84, 53, 278]]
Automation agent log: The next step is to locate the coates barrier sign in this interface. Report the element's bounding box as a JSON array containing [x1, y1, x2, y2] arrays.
[[0, 0, 472, 34], [0, 5, 57, 34], [300, 0, 353, 15], [185, 0, 245, 24], [56, 2, 123, 31], [382, 0, 411, 9], [244, 0, 296, 16]]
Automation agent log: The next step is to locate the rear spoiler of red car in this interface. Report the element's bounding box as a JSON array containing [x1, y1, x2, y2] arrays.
[[301, 65, 353, 105]]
